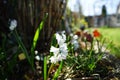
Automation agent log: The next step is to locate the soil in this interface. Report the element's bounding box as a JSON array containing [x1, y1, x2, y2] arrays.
[[98, 52, 120, 80]]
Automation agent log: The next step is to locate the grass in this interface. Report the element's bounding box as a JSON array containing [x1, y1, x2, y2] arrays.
[[98, 28, 120, 47], [89, 27, 120, 58]]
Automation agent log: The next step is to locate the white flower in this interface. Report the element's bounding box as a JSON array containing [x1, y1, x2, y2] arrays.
[[72, 40, 79, 50], [70, 33, 73, 37], [61, 31, 66, 41], [50, 56, 58, 63], [73, 35, 78, 40], [58, 53, 67, 60], [50, 43, 68, 63], [50, 46, 59, 56], [71, 35, 79, 50], [9, 19, 17, 30], [56, 33, 64, 45], [35, 55, 40, 61], [35, 50, 38, 55], [50, 31, 68, 63], [56, 31, 66, 45], [59, 43, 68, 54], [57, 54, 63, 61]]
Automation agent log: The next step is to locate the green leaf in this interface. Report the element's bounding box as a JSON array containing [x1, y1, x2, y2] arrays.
[[31, 13, 48, 52], [14, 30, 32, 68], [52, 61, 63, 80], [30, 13, 48, 67], [44, 56, 47, 80]]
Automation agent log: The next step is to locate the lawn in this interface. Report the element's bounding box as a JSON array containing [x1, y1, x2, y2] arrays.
[[89, 27, 120, 57], [98, 28, 120, 47]]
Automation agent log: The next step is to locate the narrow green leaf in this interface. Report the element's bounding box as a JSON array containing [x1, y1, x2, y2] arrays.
[[31, 13, 48, 52], [30, 13, 48, 66], [14, 30, 34, 69], [32, 22, 43, 50], [44, 56, 47, 80], [52, 61, 63, 80]]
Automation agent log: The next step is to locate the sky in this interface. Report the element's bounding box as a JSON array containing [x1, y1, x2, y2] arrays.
[[67, 0, 120, 16]]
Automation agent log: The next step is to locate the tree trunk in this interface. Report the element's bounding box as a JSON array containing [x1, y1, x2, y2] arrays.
[[10, 0, 67, 54]]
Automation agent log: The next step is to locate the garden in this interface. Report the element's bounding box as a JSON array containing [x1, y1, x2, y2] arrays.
[[0, 0, 120, 80]]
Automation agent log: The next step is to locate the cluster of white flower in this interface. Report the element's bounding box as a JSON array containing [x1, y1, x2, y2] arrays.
[[9, 19, 17, 31], [70, 34, 79, 50], [50, 31, 68, 63]]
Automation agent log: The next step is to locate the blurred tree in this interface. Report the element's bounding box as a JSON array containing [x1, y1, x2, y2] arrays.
[[102, 5, 107, 25], [102, 5, 107, 17]]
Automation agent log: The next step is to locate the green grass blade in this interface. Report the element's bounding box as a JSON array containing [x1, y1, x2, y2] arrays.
[[31, 13, 48, 52], [44, 56, 47, 80], [30, 13, 48, 65], [14, 30, 34, 69], [52, 61, 63, 80]]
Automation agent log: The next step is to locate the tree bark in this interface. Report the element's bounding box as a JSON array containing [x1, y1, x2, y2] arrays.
[[13, 0, 66, 54]]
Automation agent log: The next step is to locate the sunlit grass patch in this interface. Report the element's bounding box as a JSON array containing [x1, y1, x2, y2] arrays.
[[98, 28, 120, 47], [89, 27, 120, 58]]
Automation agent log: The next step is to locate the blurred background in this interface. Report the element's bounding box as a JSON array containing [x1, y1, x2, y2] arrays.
[[67, 0, 120, 27], [66, 1, 120, 79], [0, 0, 120, 79], [66, 0, 120, 57]]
